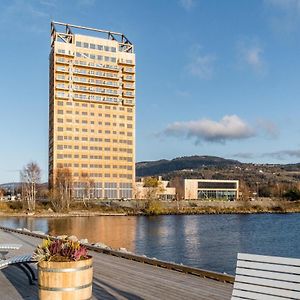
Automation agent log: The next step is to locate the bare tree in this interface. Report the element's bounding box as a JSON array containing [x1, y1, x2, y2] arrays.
[[50, 167, 73, 212], [20, 162, 41, 212]]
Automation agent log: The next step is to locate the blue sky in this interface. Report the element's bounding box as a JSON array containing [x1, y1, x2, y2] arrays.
[[0, 0, 300, 183]]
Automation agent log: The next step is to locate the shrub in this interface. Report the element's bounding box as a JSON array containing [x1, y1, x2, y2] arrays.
[[144, 200, 164, 215], [283, 189, 300, 201]]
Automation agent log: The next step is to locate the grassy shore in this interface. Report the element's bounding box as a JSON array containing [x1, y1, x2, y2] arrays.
[[141, 199, 300, 215], [0, 199, 300, 217]]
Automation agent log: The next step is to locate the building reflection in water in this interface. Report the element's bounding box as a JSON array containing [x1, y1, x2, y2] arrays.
[[47, 216, 137, 251]]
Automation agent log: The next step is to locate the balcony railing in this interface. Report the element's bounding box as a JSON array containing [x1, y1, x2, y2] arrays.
[[73, 60, 119, 71], [123, 67, 135, 73], [118, 58, 135, 66], [55, 92, 69, 99], [73, 69, 118, 79], [123, 75, 135, 82]]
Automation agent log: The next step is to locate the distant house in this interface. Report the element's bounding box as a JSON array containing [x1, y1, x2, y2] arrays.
[[134, 176, 176, 200], [172, 179, 239, 200]]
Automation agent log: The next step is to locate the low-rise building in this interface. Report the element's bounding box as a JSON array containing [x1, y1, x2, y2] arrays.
[[134, 176, 176, 200], [171, 178, 239, 200]]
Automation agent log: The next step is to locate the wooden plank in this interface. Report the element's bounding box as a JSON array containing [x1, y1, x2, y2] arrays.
[[92, 254, 231, 294], [0, 228, 233, 300], [233, 282, 300, 298], [232, 289, 291, 300], [235, 275, 300, 291], [237, 260, 300, 275], [236, 267, 300, 283], [92, 259, 230, 300], [238, 253, 300, 267]]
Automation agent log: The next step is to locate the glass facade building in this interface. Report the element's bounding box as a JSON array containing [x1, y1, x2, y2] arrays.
[[184, 179, 239, 200]]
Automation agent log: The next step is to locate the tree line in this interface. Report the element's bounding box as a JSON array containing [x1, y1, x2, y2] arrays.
[[18, 161, 95, 213]]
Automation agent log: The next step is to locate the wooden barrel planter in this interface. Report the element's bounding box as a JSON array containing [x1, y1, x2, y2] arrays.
[[38, 257, 93, 300]]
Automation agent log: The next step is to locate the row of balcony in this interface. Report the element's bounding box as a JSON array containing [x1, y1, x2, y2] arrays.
[[56, 80, 134, 91], [73, 86, 120, 96], [56, 92, 135, 105], [56, 67, 135, 82], [56, 58, 135, 72], [56, 53, 134, 66]]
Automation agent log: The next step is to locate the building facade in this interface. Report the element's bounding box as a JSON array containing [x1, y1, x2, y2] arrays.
[[134, 176, 176, 200], [184, 179, 239, 200], [49, 22, 135, 199]]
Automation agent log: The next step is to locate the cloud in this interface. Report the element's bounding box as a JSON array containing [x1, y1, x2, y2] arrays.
[[237, 38, 266, 74], [264, 0, 300, 12], [264, 0, 300, 33], [256, 118, 279, 139], [0, 0, 50, 34], [186, 45, 216, 79], [164, 115, 255, 144], [77, 0, 95, 6], [232, 152, 256, 159], [175, 90, 191, 97], [179, 0, 196, 11], [263, 149, 300, 160]]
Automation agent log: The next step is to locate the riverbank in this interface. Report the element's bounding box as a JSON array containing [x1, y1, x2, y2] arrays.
[[0, 211, 127, 217], [0, 199, 300, 217]]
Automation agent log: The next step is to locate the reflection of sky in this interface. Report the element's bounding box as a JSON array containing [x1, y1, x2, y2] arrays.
[[1, 214, 300, 274], [0, 217, 49, 233]]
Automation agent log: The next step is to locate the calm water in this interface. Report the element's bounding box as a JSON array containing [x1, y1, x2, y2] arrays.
[[1, 214, 300, 274]]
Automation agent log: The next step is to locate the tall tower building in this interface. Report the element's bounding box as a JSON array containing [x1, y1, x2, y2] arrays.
[[49, 22, 135, 199]]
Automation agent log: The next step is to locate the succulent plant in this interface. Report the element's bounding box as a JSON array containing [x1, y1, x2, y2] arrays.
[[33, 237, 89, 262]]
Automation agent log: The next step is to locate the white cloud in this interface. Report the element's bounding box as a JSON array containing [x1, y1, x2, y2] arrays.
[[186, 45, 216, 80], [232, 152, 256, 159], [164, 115, 255, 144], [237, 39, 266, 74], [179, 0, 196, 11], [77, 0, 95, 6], [264, 0, 300, 11], [256, 118, 279, 139], [264, 0, 300, 33], [263, 149, 300, 160], [0, 0, 50, 34]]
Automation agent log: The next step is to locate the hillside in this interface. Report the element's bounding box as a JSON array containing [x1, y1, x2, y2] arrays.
[[136, 155, 241, 177]]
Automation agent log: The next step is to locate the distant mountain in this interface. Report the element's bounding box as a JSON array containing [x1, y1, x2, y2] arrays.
[[136, 155, 241, 177], [0, 182, 48, 191], [0, 182, 22, 190]]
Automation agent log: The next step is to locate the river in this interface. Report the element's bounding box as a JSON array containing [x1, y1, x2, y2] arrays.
[[1, 214, 299, 275]]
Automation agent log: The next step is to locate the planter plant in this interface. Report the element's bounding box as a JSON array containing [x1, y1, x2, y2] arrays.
[[34, 237, 93, 300]]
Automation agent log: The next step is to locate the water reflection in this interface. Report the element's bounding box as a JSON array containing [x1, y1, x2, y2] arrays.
[[1, 214, 300, 274], [47, 216, 137, 251], [0, 216, 137, 252]]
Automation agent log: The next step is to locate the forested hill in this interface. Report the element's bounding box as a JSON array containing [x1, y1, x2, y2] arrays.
[[136, 155, 241, 177]]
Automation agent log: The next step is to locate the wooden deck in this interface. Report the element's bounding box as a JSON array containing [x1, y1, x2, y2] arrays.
[[0, 228, 233, 299]]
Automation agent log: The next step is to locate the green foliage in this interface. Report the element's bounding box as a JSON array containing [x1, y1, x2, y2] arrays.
[[33, 237, 88, 262], [283, 189, 300, 201], [144, 200, 164, 215], [143, 177, 159, 188]]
